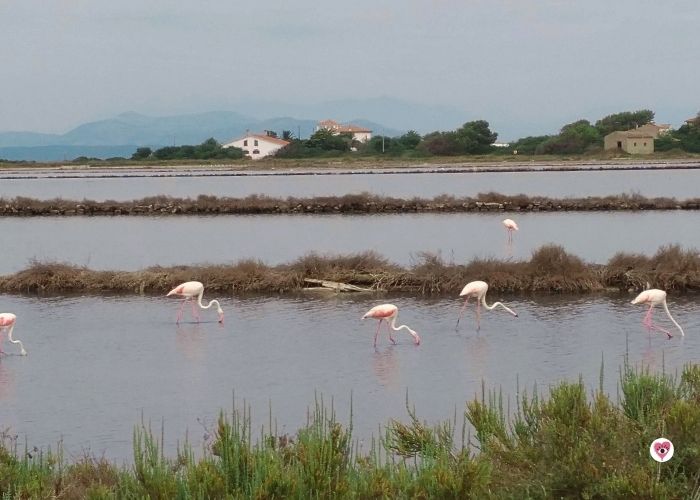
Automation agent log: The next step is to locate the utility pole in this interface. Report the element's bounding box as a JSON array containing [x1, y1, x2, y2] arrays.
[[382, 136, 385, 153]]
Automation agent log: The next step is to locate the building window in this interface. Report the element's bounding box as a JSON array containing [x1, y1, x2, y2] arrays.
[[243, 150, 249, 154], [253, 149, 260, 155], [254, 139, 259, 146], [243, 140, 248, 146]]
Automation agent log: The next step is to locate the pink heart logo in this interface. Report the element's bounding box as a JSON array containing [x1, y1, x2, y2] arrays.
[[654, 441, 671, 460]]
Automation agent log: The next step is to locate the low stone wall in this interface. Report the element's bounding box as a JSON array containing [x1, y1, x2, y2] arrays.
[[1, 193, 698, 216]]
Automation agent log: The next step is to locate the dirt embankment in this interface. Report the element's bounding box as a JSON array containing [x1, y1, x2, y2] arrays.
[[2, 245, 698, 296], [2, 192, 700, 216]]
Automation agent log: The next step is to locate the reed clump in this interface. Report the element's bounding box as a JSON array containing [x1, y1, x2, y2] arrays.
[[3, 244, 700, 295], [2, 191, 700, 216], [2, 364, 700, 497]]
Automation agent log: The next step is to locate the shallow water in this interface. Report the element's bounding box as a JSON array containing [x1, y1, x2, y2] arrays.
[[1, 211, 699, 274], [0, 293, 696, 463], [3, 168, 700, 200]]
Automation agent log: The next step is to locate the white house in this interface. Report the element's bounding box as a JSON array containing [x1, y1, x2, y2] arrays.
[[317, 119, 372, 142], [223, 131, 290, 159]]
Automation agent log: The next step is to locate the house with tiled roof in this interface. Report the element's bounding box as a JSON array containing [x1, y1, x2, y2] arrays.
[[634, 122, 671, 137], [317, 119, 372, 142], [223, 131, 290, 159]]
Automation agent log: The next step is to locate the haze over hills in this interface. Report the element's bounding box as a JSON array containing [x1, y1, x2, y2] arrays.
[[0, 98, 429, 160]]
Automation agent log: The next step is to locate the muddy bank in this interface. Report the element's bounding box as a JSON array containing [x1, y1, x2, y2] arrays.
[[2, 192, 700, 216], [2, 245, 698, 295]]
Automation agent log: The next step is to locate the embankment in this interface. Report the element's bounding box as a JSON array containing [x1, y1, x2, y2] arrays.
[[2, 245, 698, 295], [2, 192, 700, 216]]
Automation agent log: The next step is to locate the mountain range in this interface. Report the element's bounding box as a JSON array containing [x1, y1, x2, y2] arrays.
[[1, 96, 465, 161]]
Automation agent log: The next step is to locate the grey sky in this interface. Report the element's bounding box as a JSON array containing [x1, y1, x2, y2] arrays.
[[1, 0, 698, 139]]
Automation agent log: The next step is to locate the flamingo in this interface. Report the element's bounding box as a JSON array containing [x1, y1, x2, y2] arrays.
[[362, 304, 421, 347], [167, 281, 224, 324], [456, 280, 518, 331], [502, 218, 518, 244], [0, 313, 27, 356], [631, 289, 684, 339]]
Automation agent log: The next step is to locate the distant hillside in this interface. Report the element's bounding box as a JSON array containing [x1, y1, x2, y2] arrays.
[[0, 110, 403, 161], [0, 145, 142, 162]]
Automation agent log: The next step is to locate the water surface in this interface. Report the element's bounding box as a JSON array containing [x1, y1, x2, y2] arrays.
[[0, 293, 696, 463], [1, 211, 699, 274], [3, 168, 700, 200]]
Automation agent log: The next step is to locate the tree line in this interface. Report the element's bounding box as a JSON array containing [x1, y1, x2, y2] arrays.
[[109, 109, 700, 163]]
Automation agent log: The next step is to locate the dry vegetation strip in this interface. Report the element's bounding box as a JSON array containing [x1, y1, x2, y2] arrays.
[[2, 192, 700, 216], [2, 245, 700, 295]]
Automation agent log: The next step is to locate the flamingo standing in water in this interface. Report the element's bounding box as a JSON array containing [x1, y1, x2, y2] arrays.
[[167, 281, 224, 324], [631, 289, 684, 339], [362, 304, 421, 347], [502, 218, 518, 244], [456, 281, 518, 331], [0, 313, 27, 356]]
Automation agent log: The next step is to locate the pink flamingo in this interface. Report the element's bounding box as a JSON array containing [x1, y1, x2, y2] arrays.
[[631, 289, 684, 339], [456, 281, 518, 331], [0, 313, 27, 356], [362, 304, 421, 347], [167, 281, 224, 324], [502, 218, 518, 244]]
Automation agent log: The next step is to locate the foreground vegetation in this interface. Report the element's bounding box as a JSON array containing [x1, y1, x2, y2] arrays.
[[2, 245, 700, 295], [2, 363, 699, 498], [3, 191, 700, 216]]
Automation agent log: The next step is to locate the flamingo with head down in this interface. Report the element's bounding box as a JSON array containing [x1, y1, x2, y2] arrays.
[[631, 288, 684, 339], [502, 218, 518, 244], [0, 313, 27, 356], [362, 304, 420, 347], [456, 280, 518, 331], [167, 281, 224, 324]]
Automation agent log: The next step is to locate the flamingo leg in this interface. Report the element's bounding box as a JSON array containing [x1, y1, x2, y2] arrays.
[[191, 300, 200, 322], [456, 297, 470, 328], [642, 306, 672, 339], [176, 299, 187, 324], [374, 319, 383, 347], [387, 321, 397, 345], [476, 301, 481, 332]]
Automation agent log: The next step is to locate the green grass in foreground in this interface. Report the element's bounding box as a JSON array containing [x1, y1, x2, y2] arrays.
[[1, 364, 699, 499]]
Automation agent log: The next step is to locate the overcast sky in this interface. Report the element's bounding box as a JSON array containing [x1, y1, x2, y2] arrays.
[[1, 0, 698, 139]]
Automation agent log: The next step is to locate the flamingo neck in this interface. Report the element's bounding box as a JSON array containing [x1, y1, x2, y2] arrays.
[[389, 317, 420, 342], [482, 296, 516, 316], [663, 301, 685, 336], [6, 325, 27, 355], [196, 290, 219, 310]]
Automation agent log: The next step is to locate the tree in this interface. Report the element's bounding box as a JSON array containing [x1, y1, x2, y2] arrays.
[[131, 147, 152, 160], [455, 120, 498, 154], [510, 135, 552, 155], [398, 130, 421, 149], [595, 110, 655, 136], [418, 131, 461, 155], [539, 120, 600, 154], [306, 128, 351, 151]]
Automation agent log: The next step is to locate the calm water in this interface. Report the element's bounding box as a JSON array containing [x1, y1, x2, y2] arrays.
[[1, 211, 700, 274], [0, 293, 696, 462], [3, 168, 700, 200]]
